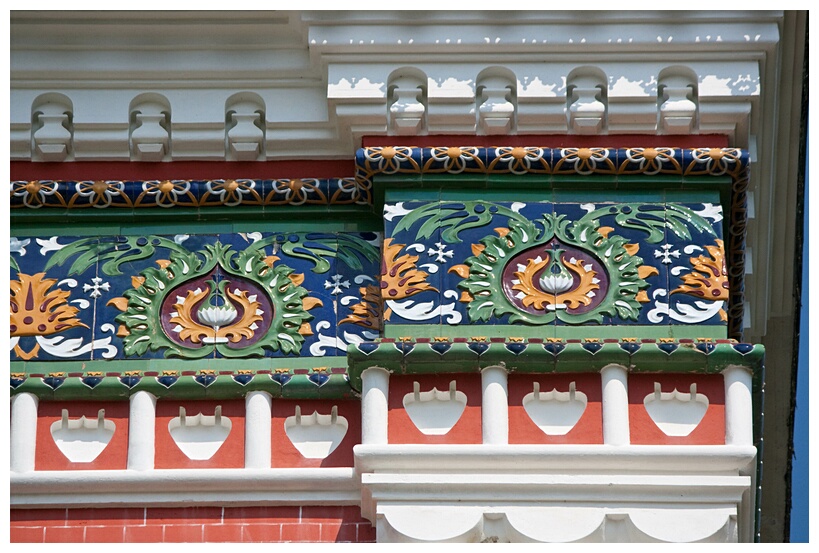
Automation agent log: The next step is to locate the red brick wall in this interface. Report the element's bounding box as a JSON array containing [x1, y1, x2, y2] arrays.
[[10, 506, 376, 543]]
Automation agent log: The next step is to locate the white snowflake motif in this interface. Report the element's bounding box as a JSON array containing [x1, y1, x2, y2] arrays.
[[10, 237, 30, 256], [324, 274, 350, 295], [654, 244, 681, 264], [428, 242, 454, 263], [83, 277, 110, 298]]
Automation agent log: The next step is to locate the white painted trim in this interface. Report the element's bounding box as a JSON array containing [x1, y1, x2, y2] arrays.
[[245, 391, 272, 468], [354, 444, 757, 473], [10, 393, 38, 473], [480, 365, 508, 445], [10, 468, 359, 508], [127, 391, 156, 471], [361, 367, 390, 445], [600, 364, 630, 446], [723, 365, 754, 446]]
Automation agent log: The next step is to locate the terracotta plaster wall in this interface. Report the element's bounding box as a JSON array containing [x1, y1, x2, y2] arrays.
[[10, 506, 376, 543]]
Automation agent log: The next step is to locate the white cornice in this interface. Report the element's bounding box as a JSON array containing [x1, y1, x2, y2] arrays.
[[354, 444, 757, 542]]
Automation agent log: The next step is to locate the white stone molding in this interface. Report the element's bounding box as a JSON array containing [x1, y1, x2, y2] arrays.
[[10, 392, 38, 473], [658, 66, 699, 133], [567, 67, 607, 134], [355, 443, 757, 542], [245, 391, 273, 469], [10, 12, 785, 160], [284, 405, 349, 459], [10, 467, 359, 508], [376, 505, 738, 543], [403, 380, 466, 436], [226, 92, 266, 161], [168, 405, 232, 461], [50, 409, 116, 463], [723, 365, 754, 446], [600, 364, 630, 446], [127, 391, 157, 471], [388, 68, 426, 135], [481, 364, 509, 445], [360, 367, 390, 445], [476, 67, 516, 135], [30, 93, 73, 161], [129, 93, 171, 162]]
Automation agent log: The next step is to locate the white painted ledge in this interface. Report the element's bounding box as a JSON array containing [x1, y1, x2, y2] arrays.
[[354, 443, 757, 473], [10, 467, 358, 508]]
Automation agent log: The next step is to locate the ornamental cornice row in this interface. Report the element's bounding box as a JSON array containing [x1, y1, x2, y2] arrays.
[[10, 338, 762, 401], [11, 147, 748, 210]]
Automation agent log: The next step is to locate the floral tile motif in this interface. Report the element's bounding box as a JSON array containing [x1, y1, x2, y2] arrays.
[[615, 148, 684, 175], [665, 202, 728, 327], [377, 197, 727, 334], [421, 146, 486, 174], [333, 231, 383, 355], [10, 180, 69, 209], [9, 230, 383, 362], [486, 147, 551, 175], [383, 201, 446, 332], [10, 235, 107, 362], [132, 180, 199, 208], [552, 148, 617, 175], [199, 179, 264, 207], [65, 181, 135, 209]]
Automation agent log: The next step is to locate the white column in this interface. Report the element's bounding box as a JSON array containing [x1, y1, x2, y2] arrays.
[[601, 364, 630, 446], [723, 365, 754, 446], [481, 364, 509, 445], [361, 367, 390, 445], [10, 393, 39, 472], [127, 391, 157, 470], [245, 391, 272, 468]]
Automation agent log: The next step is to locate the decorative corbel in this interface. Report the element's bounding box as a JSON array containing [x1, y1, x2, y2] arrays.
[[388, 72, 427, 135], [477, 71, 516, 135], [567, 69, 607, 134], [129, 94, 171, 161], [31, 94, 74, 161], [658, 68, 698, 133], [226, 93, 266, 160]]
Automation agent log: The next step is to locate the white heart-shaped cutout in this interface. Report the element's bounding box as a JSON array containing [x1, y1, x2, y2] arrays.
[[169, 407, 232, 460], [284, 406, 348, 459], [403, 381, 467, 435], [51, 409, 115, 463], [523, 382, 587, 435], [643, 383, 709, 436]]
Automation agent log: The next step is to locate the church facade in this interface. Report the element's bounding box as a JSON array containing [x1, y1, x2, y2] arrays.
[[9, 11, 807, 543]]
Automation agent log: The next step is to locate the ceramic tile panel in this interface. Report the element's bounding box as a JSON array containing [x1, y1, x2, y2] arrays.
[[383, 200, 446, 335], [664, 201, 728, 329], [334, 231, 383, 354], [10, 230, 382, 363], [11, 234, 103, 362]]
